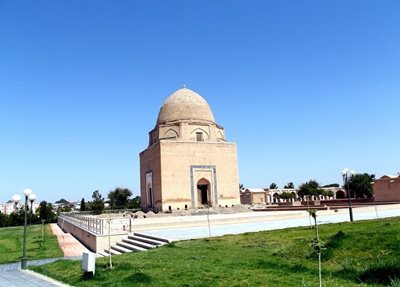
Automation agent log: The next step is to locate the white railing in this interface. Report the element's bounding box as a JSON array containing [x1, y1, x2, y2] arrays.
[[59, 212, 136, 235]]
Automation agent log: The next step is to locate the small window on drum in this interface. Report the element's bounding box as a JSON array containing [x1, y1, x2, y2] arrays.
[[196, 132, 203, 142]]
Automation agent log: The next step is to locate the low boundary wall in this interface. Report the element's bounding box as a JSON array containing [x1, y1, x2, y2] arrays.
[[58, 216, 128, 253]]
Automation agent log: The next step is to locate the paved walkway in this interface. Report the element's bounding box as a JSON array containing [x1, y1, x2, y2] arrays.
[[142, 204, 400, 240], [0, 257, 78, 287], [0, 269, 66, 287], [50, 223, 89, 257]]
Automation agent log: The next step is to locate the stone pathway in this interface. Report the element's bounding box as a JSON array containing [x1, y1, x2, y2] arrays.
[[0, 269, 68, 287], [50, 223, 89, 257], [0, 257, 80, 286]]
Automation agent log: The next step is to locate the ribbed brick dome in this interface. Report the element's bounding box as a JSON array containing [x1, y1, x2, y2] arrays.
[[157, 88, 215, 124]]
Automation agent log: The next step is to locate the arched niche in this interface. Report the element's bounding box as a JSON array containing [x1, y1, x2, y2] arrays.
[[163, 128, 179, 139], [190, 128, 209, 141], [217, 130, 224, 140]]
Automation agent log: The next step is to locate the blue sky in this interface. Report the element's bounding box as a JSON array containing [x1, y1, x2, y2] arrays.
[[1, 1, 399, 203]]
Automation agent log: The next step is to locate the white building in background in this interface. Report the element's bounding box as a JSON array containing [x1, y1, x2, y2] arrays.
[[0, 202, 19, 214], [0, 201, 40, 215], [240, 187, 344, 205]]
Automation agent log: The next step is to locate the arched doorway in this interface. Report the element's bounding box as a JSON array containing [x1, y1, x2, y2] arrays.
[[197, 178, 211, 205], [267, 194, 272, 204], [336, 189, 345, 199], [273, 193, 280, 203], [147, 183, 154, 208]]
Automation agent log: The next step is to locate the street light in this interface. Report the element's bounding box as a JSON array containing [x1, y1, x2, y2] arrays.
[[12, 188, 36, 269], [341, 168, 355, 222], [28, 193, 36, 225], [12, 194, 22, 208], [28, 193, 36, 211]]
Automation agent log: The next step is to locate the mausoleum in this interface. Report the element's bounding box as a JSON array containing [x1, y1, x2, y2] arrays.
[[140, 87, 240, 212]]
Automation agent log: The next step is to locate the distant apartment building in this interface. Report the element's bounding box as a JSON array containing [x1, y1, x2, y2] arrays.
[[0, 202, 40, 215], [0, 202, 19, 214]]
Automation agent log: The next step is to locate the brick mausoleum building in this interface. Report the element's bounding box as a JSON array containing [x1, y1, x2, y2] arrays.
[[140, 87, 240, 212], [373, 174, 400, 202]]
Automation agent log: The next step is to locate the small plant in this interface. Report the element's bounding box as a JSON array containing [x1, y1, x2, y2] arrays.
[[271, 245, 288, 257], [307, 209, 325, 287], [389, 278, 400, 287]]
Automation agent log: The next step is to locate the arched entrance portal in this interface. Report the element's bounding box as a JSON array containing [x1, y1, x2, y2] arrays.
[[336, 189, 345, 199], [147, 183, 154, 208], [197, 178, 211, 205]]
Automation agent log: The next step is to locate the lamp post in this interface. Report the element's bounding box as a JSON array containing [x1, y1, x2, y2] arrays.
[[12, 188, 36, 269], [28, 193, 36, 225], [12, 194, 22, 210], [29, 193, 36, 211], [341, 168, 355, 222]]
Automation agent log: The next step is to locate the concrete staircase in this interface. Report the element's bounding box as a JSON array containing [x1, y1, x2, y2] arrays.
[[98, 233, 172, 257]]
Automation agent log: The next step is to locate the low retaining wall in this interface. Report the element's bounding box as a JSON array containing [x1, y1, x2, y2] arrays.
[[58, 217, 127, 253]]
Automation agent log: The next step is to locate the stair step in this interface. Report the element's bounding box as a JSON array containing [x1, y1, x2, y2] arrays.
[[97, 251, 108, 257], [112, 244, 132, 254], [104, 248, 122, 255], [128, 235, 166, 246], [124, 238, 156, 249], [133, 232, 172, 244], [119, 240, 148, 252]]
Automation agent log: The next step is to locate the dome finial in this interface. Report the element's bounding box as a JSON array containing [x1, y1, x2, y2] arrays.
[[182, 84, 187, 89]]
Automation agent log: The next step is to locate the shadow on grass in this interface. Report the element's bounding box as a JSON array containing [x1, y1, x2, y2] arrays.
[[128, 271, 152, 283], [335, 263, 400, 285], [322, 230, 346, 260], [255, 259, 313, 276], [165, 242, 177, 248], [358, 266, 400, 285], [305, 230, 347, 261]]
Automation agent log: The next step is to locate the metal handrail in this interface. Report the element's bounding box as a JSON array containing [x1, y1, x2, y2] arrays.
[[59, 213, 134, 235]]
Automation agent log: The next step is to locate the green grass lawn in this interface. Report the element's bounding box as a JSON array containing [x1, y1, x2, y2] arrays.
[[0, 224, 63, 264], [31, 217, 400, 287]]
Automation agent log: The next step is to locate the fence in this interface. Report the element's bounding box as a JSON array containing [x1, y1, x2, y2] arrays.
[[59, 211, 137, 235]]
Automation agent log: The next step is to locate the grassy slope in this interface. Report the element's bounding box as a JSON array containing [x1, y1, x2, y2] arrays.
[[0, 224, 63, 264], [31, 218, 400, 287]]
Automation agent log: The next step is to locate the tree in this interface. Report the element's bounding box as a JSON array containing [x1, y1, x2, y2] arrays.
[[284, 182, 294, 189], [127, 196, 141, 209], [239, 183, 244, 191], [58, 205, 71, 213], [298, 180, 323, 200], [55, 198, 69, 204], [80, 198, 86, 211], [346, 173, 375, 198], [279, 192, 294, 200], [320, 189, 334, 198], [8, 208, 25, 226], [269, 182, 278, 189], [91, 190, 105, 215], [38, 201, 56, 222], [0, 212, 8, 227], [0, 209, 40, 227], [108, 188, 133, 210]]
